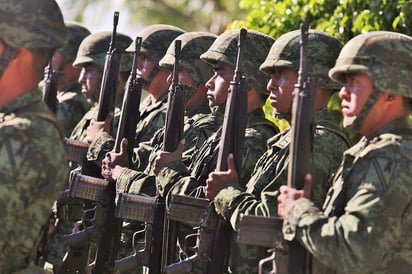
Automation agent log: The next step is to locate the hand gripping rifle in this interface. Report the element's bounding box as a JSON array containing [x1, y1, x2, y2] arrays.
[[42, 60, 58, 113], [162, 28, 248, 274], [113, 40, 185, 274], [236, 23, 314, 274]]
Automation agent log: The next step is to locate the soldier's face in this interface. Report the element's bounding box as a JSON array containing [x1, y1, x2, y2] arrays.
[[205, 62, 234, 108], [136, 53, 156, 81], [267, 67, 297, 114], [339, 73, 374, 130], [78, 63, 101, 100], [167, 67, 196, 86]]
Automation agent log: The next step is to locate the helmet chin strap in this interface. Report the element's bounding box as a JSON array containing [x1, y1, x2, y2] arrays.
[[0, 44, 14, 80], [344, 86, 382, 132], [143, 66, 160, 89]]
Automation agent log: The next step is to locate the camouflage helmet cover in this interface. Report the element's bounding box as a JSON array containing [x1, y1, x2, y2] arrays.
[[0, 0, 67, 49], [329, 31, 412, 98], [260, 29, 343, 90], [200, 28, 275, 95], [126, 24, 185, 67], [73, 31, 133, 72], [159, 32, 217, 85], [58, 21, 91, 62]]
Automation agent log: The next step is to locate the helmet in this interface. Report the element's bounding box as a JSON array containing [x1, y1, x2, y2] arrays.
[[126, 24, 185, 68], [58, 21, 91, 62], [73, 31, 133, 72], [0, 0, 67, 49], [260, 29, 343, 90], [200, 28, 275, 95], [329, 31, 412, 98], [159, 32, 217, 85]]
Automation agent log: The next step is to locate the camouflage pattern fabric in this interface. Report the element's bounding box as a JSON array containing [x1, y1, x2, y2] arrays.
[[121, 108, 222, 197], [73, 31, 133, 71], [56, 79, 91, 137], [283, 117, 412, 273], [213, 108, 349, 273], [126, 24, 185, 66], [329, 31, 412, 98], [260, 29, 343, 90], [0, 0, 67, 49], [86, 90, 169, 168], [157, 107, 279, 202], [0, 89, 69, 272], [58, 21, 90, 63], [200, 28, 274, 95]]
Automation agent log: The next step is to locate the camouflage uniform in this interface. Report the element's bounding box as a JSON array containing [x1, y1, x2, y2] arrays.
[[54, 22, 91, 137], [208, 30, 350, 274], [156, 29, 279, 198], [0, 0, 69, 273], [283, 32, 412, 273], [114, 31, 219, 196], [113, 32, 220, 267], [69, 31, 134, 142], [86, 25, 185, 167], [155, 30, 279, 269]]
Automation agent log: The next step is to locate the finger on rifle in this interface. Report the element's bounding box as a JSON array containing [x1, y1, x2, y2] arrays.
[[303, 173, 312, 198]]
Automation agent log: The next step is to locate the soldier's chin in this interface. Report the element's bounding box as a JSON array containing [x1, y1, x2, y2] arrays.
[[343, 116, 357, 128]]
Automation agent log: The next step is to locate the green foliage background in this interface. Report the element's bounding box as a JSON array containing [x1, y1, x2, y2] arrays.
[[228, 0, 412, 137]]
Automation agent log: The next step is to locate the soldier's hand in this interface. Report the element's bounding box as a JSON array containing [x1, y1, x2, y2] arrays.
[[205, 153, 238, 200], [277, 174, 312, 218], [102, 138, 129, 181], [153, 139, 185, 175], [85, 112, 114, 143]]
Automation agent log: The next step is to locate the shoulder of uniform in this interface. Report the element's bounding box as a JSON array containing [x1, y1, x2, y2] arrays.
[[359, 133, 406, 158]]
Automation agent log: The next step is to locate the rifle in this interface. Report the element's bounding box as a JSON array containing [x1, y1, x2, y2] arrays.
[[286, 22, 314, 274], [208, 27, 248, 274], [163, 194, 218, 274], [113, 40, 186, 274], [162, 28, 249, 274], [43, 60, 58, 113], [236, 23, 314, 274], [57, 11, 127, 274]]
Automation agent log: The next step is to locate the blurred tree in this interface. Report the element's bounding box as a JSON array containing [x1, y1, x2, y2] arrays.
[[57, 0, 249, 34]]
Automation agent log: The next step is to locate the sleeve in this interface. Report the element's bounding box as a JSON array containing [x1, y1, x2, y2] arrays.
[[86, 131, 115, 167], [283, 149, 411, 272]]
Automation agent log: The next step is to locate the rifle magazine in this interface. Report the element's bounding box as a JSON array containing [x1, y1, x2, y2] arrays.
[[115, 193, 157, 222], [65, 138, 88, 163], [69, 173, 108, 202]]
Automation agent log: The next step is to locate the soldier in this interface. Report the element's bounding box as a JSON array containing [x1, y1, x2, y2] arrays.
[[100, 31, 219, 269], [69, 31, 133, 142], [85, 24, 185, 165], [278, 31, 412, 273], [52, 21, 91, 137], [101, 31, 219, 196], [205, 29, 351, 273], [0, 0, 69, 272], [153, 29, 279, 269], [154, 29, 279, 193]]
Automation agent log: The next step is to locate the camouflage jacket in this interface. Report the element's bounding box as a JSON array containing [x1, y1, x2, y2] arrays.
[[214, 108, 350, 227], [283, 117, 412, 274], [156, 107, 279, 202], [86, 90, 168, 167], [56, 79, 91, 137], [0, 89, 69, 272], [116, 106, 222, 197], [212, 108, 350, 274]]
